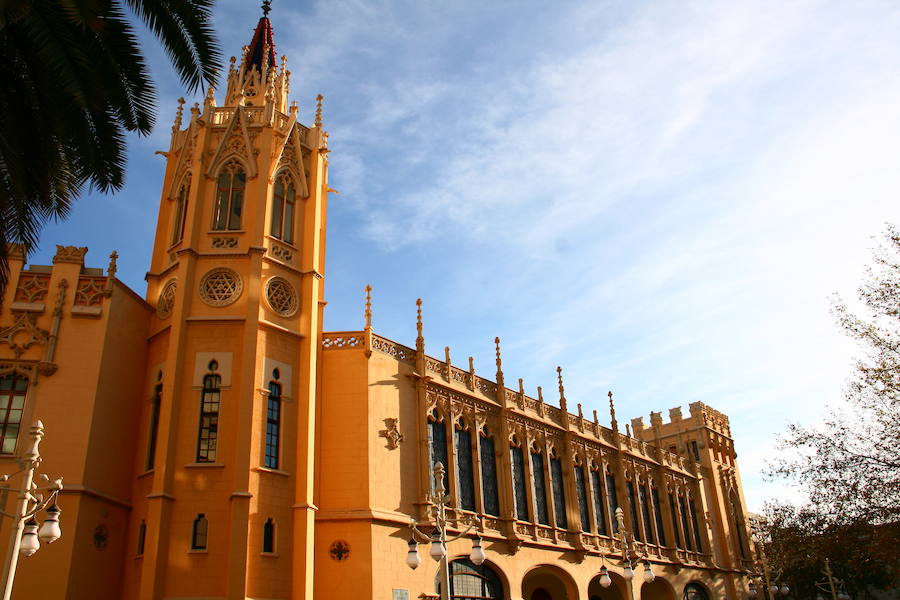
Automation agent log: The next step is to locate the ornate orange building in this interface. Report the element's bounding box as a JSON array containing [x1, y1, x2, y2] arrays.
[[0, 9, 756, 600]]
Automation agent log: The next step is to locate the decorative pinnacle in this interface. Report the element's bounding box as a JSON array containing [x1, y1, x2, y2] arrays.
[[262, 0, 272, 17], [107, 251, 119, 278], [415, 298, 424, 351], [593, 409, 599, 425], [608, 390, 619, 431], [364, 285, 372, 330], [315, 94, 324, 127], [537, 386, 544, 403], [172, 97, 186, 133], [556, 366, 567, 411]]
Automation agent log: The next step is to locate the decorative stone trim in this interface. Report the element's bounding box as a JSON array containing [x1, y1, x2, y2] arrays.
[[157, 279, 177, 319], [211, 237, 238, 249], [379, 418, 403, 450], [264, 276, 298, 317], [270, 244, 293, 262], [199, 268, 242, 307], [52, 245, 87, 264]]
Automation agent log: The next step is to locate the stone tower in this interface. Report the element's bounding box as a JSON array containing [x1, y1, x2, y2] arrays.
[[123, 8, 329, 599]]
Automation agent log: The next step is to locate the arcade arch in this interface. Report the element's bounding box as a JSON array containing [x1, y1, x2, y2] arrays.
[[587, 570, 627, 600], [641, 578, 676, 600], [522, 564, 580, 600]]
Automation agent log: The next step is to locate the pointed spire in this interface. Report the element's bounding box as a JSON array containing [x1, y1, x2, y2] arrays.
[[245, 5, 276, 75], [107, 251, 118, 279], [608, 390, 619, 432], [494, 337, 504, 387], [537, 386, 544, 404], [556, 366, 567, 412], [415, 298, 424, 352], [315, 94, 324, 127], [172, 97, 185, 133], [593, 409, 599, 425], [364, 285, 372, 330]]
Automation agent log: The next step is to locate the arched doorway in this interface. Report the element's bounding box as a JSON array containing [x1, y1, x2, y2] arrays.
[[587, 569, 627, 600], [683, 583, 710, 600], [522, 564, 579, 600], [641, 578, 676, 600], [435, 559, 504, 599]]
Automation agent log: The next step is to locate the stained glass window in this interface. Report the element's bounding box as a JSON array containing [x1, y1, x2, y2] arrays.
[[428, 417, 449, 492], [605, 472, 619, 534], [510, 446, 528, 521], [652, 487, 667, 547], [266, 374, 281, 469], [480, 434, 499, 516], [591, 470, 608, 535], [456, 425, 476, 511], [627, 481, 641, 541], [213, 162, 245, 231], [531, 452, 549, 525], [669, 494, 682, 548], [0, 373, 26, 454], [574, 466, 590, 532], [640, 484, 654, 543], [196, 362, 220, 463], [679, 495, 693, 551]]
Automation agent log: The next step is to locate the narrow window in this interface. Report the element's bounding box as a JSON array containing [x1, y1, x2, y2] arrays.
[[574, 465, 590, 532], [191, 514, 208, 550], [590, 469, 608, 535], [605, 472, 619, 534], [213, 162, 246, 231], [270, 172, 296, 244], [550, 456, 567, 529], [172, 178, 189, 244], [0, 373, 27, 454], [510, 445, 528, 521], [690, 440, 700, 462], [639, 484, 655, 544], [669, 493, 682, 548], [731, 495, 746, 559], [427, 413, 449, 492], [262, 518, 275, 553], [455, 421, 476, 511], [137, 520, 146, 556], [146, 380, 162, 470], [265, 370, 281, 469], [652, 486, 667, 546], [479, 430, 499, 516], [679, 495, 694, 551], [627, 481, 641, 541], [196, 361, 221, 463], [531, 451, 549, 525], [690, 498, 704, 552]]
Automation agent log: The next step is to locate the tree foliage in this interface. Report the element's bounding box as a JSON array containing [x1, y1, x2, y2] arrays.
[[769, 224, 900, 525], [0, 0, 221, 291]]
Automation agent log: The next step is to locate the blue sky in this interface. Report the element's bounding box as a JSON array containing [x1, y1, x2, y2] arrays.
[[31, 0, 900, 511]]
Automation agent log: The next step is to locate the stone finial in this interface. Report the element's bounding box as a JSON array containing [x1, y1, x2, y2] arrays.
[[537, 386, 544, 403], [107, 251, 118, 279], [315, 94, 324, 127], [172, 97, 186, 133], [593, 409, 599, 425], [53, 245, 87, 265], [650, 411, 663, 427], [556, 366, 567, 412], [290, 100, 298, 115], [518, 378, 524, 395], [577, 403, 583, 419], [444, 346, 451, 367], [262, 0, 272, 17], [608, 390, 619, 432], [204, 82, 216, 109], [631, 417, 645, 436], [190, 102, 200, 122], [625, 423, 631, 438], [364, 284, 372, 330], [415, 298, 424, 352], [494, 337, 504, 386]]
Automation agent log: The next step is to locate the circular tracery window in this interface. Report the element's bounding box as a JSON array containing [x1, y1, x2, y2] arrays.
[[265, 276, 298, 317], [199, 267, 242, 307], [157, 279, 177, 318]]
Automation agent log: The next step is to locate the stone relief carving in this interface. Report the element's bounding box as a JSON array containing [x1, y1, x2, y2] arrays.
[[378, 418, 404, 450]]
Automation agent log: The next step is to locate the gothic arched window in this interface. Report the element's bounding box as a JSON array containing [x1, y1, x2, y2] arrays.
[[0, 373, 27, 454], [265, 369, 281, 469], [530, 447, 549, 526], [549, 450, 567, 529], [574, 464, 590, 532], [172, 176, 190, 244], [262, 518, 275, 553], [438, 559, 503, 600], [509, 439, 528, 521], [427, 410, 449, 493], [270, 172, 296, 244], [479, 428, 499, 516], [213, 162, 246, 231], [590, 466, 608, 536], [196, 361, 221, 462], [455, 419, 475, 511], [683, 583, 710, 600]]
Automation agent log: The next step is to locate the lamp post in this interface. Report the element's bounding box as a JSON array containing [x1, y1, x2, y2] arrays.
[[815, 558, 850, 600], [596, 507, 655, 591], [405, 463, 486, 600], [748, 526, 789, 600], [0, 421, 64, 600]]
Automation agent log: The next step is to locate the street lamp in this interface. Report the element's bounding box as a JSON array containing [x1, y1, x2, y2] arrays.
[[612, 507, 655, 583], [0, 421, 64, 600], [815, 558, 850, 600], [748, 522, 789, 600], [406, 463, 487, 600]]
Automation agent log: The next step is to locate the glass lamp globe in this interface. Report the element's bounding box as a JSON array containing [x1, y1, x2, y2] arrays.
[[779, 585, 790, 596], [749, 584, 758, 598], [769, 585, 778, 596], [429, 534, 446, 562], [39, 504, 62, 544], [406, 538, 421, 570], [19, 519, 40, 557], [622, 562, 634, 581], [470, 535, 486, 566], [643, 562, 655, 582], [599, 566, 611, 588]]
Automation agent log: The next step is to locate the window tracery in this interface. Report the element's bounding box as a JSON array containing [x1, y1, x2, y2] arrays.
[[172, 175, 190, 244], [196, 361, 221, 462], [270, 171, 296, 244], [213, 161, 245, 231]]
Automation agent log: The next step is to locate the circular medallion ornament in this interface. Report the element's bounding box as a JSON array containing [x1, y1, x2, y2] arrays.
[[157, 279, 177, 319], [93, 524, 109, 550], [265, 277, 298, 317], [329, 540, 351, 561], [199, 267, 242, 307]]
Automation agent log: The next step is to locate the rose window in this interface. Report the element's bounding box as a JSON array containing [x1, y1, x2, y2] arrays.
[[157, 279, 177, 319], [265, 277, 298, 317], [199, 268, 242, 307]]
